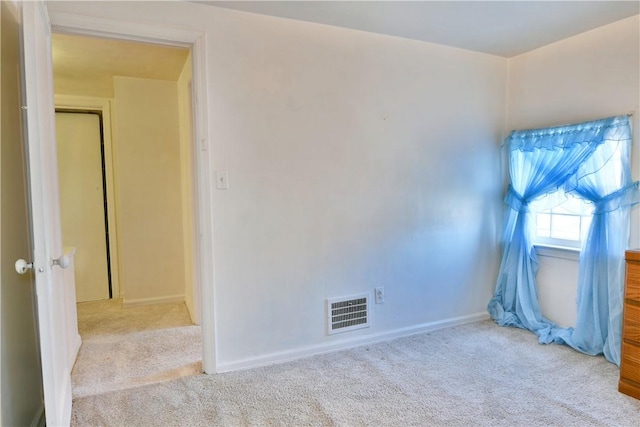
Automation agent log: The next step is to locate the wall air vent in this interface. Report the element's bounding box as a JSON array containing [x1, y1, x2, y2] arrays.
[[327, 293, 370, 335]]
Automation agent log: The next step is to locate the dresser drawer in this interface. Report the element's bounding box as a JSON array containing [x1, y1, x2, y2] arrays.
[[621, 343, 640, 385], [623, 304, 640, 344], [626, 263, 640, 301]]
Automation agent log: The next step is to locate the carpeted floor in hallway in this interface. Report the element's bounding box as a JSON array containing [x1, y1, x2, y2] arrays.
[[71, 299, 202, 399]]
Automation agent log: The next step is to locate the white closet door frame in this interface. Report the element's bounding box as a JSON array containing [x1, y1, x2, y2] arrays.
[[55, 95, 122, 300]]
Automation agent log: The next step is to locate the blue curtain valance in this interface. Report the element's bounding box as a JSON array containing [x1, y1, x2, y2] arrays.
[[509, 116, 631, 151]]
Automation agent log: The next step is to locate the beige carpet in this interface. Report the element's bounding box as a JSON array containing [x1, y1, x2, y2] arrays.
[[71, 318, 640, 426], [72, 299, 202, 399]]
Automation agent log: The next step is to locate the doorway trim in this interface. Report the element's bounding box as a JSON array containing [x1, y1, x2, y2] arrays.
[[49, 12, 217, 373], [54, 96, 122, 300]]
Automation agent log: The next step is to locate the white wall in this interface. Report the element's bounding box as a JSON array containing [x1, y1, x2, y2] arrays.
[[207, 9, 506, 366], [507, 15, 640, 327], [113, 76, 187, 304], [48, 1, 506, 368]]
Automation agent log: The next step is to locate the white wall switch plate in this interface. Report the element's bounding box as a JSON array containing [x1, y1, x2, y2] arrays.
[[216, 170, 229, 190]]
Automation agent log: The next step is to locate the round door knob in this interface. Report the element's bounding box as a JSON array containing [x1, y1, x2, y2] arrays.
[[15, 259, 34, 275], [52, 254, 71, 269]]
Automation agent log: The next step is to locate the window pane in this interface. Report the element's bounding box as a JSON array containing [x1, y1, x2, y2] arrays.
[[554, 196, 585, 214], [531, 189, 594, 248], [536, 213, 551, 238], [550, 214, 580, 241]]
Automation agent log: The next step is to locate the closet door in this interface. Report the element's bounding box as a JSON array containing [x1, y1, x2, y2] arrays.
[[56, 112, 110, 302]]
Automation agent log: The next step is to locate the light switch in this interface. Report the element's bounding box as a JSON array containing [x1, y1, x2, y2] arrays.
[[216, 171, 229, 190]]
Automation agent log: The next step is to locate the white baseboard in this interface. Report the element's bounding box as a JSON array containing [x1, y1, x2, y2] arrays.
[[30, 404, 45, 427], [122, 294, 184, 307], [216, 311, 489, 373]]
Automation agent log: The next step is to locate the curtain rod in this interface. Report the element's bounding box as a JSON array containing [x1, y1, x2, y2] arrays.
[[497, 113, 635, 149]]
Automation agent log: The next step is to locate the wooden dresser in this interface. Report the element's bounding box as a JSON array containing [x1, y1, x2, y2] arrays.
[[619, 250, 640, 399]]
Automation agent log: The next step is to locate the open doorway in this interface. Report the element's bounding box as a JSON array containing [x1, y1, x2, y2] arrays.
[[52, 33, 204, 395], [48, 0, 215, 375], [52, 33, 196, 312]]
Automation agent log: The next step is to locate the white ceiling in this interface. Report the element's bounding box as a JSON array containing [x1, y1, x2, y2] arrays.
[[203, 1, 640, 57]]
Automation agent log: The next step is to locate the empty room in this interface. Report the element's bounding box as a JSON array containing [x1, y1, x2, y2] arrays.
[[1, 1, 640, 426]]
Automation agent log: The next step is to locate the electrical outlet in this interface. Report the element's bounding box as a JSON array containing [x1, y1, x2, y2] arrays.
[[375, 287, 384, 304]]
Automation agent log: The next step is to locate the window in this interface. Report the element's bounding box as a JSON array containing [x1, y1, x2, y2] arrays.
[[533, 194, 592, 249], [532, 138, 623, 250]]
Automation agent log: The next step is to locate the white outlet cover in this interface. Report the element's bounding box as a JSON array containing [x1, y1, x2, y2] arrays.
[[375, 287, 384, 304]]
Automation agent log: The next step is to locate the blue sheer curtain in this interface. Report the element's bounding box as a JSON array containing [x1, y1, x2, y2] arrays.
[[551, 120, 640, 365], [488, 115, 638, 365]]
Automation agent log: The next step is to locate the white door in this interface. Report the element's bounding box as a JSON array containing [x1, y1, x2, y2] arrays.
[[21, 2, 75, 425], [1, 0, 45, 423], [56, 112, 110, 302]]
